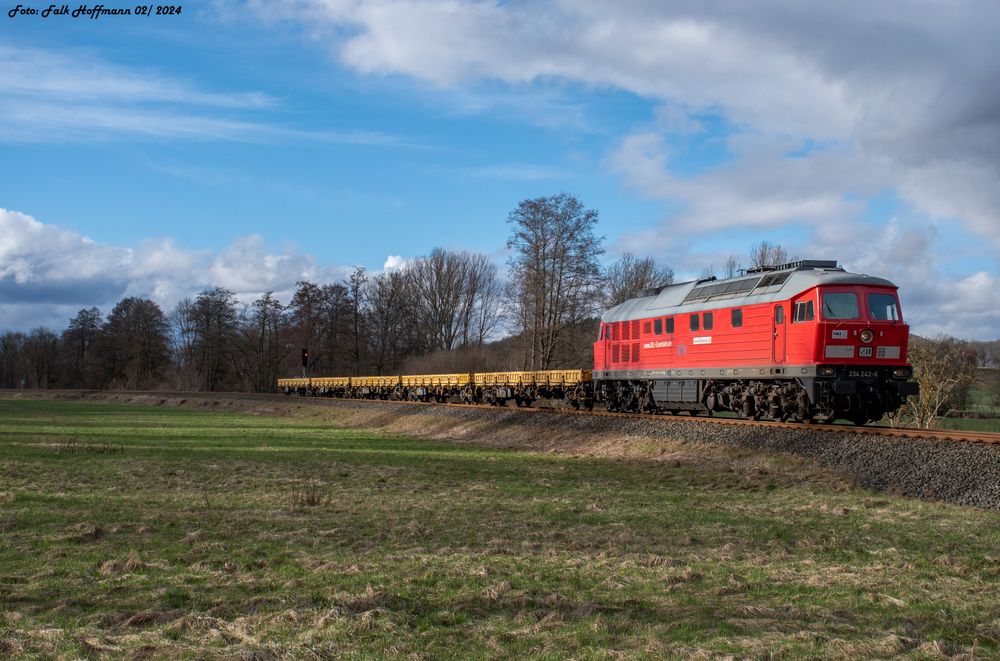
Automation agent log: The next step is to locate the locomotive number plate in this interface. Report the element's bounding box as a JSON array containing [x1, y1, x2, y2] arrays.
[[858, 347, 873, 358], [847, 369, 878, 378]]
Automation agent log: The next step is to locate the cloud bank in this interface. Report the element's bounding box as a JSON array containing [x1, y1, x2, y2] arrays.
[[0, 208, 350, 331]]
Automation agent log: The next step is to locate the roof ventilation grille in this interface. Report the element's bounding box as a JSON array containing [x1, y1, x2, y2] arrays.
[[745, 259, 839, 274]]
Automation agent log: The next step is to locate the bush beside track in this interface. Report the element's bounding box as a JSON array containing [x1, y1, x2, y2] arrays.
[[7, 390, 1000, 511]]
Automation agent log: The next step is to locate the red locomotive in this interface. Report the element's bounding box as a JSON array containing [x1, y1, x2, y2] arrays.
[[593, 260, 919, 424]]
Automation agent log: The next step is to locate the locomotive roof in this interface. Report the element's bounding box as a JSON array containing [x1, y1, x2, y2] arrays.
[[600, 260, 897, 324]]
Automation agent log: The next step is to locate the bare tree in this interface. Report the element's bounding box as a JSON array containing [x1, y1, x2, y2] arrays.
[[97, 297, 171, 389], [362, 249, 502, 375], [348, 267, 368, 376], [604, 252, 674, 307], [235, 292, 289, 392], [722, 254, 742, 279], [288, 281, 323, 374], [408, 249, 468, 352], [0, 332, 27, 388], [902, 335, 979, 428], [190, 287, 239, 391], [506, 193, 604, 369], [168, 298, 200, 390], [464, 252, 503, 346], [365, 269, 415, 374], [61, 307, 102, 387], [24, 328, 59, 388], [316, 283, 353, 374], [748, 241, 791, 269], [287, 281, 353, 376]]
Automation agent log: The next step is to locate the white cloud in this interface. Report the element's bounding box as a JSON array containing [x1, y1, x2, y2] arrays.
[[606, 132, 874, 247], [0, 45, 420, 146], [383, 255, 409, 271], [0, 45, 276, 109], [0, 208, 350, 331], [241, 0, 1000, 256]]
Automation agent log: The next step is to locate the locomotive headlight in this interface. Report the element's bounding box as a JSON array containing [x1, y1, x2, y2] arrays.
[[818, 366, 836, 376], [892, 367, 912, 378], [860, 329, 874, 344]]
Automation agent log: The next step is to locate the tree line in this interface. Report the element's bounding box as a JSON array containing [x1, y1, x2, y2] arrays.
[[0, 194, 680, 392]]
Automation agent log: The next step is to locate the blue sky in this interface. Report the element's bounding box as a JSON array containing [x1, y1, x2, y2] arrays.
[[2, 1, 999, 339]]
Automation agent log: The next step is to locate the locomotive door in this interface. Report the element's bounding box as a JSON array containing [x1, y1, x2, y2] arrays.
[[601, 323, 611, 370], [772, 305, 787, 363]]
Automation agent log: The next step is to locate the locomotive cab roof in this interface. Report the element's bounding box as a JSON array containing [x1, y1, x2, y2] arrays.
[[601, 260, 897, 323]]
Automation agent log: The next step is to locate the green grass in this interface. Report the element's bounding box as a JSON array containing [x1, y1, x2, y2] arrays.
[[936, 417, 1000, 433], [965, 368, 1000, 416], [1, 398, 999, 658]]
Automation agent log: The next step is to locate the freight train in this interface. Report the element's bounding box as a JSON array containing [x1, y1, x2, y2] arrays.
[[279, 260, 919, 425]]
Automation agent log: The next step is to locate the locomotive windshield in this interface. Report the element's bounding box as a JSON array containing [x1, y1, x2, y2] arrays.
[[821, 292, 859, 319], [868, 292, 900, 320]]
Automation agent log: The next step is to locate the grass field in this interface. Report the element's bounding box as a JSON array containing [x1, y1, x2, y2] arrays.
[[1, 398, 999, 658]]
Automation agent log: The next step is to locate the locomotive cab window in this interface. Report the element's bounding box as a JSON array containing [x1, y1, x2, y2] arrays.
[[731, 309, 743, 328], [867, 293, 900, 321], [793, 300, 815, 322], [654, 318, 663, 335], [665, 317, 674, 334], [690, 314, 699, 331], [703, 311, 713, 330], [822, 292, 859, 319]]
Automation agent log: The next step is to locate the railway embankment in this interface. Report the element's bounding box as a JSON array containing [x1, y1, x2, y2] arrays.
[[6, 389, 1000, 511]]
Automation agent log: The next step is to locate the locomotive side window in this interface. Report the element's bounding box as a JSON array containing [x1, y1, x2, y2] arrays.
[[665, 317, 674, 334], [822, 292, 859, 319], [867, 293, 900, 320], [793, 300, 815, 322], [775, 306, 784, 324], [690, 314, 700, 331], [654, 318, 663, 335], [731, 309, 743, 328], [703, 312, 713, 330], [643, 321, 652, 335]]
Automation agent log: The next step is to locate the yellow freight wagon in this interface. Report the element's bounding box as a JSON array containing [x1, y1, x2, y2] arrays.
[[402, 373, 471, 387]]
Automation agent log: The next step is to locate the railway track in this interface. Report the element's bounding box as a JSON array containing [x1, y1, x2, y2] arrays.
[[42, 388, 997, 446], [376, 397, 1000, 445]]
